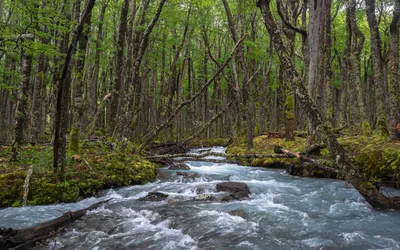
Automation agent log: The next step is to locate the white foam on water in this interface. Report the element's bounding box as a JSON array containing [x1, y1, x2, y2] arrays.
[[340, 232, 366, 244], [198, 210, 258, 235], [86, 205, 113, 215], [301, 237, 336, 248], [374, 235, 400, 249]]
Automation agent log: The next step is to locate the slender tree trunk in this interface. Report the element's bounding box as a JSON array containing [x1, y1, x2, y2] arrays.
[[87, 0, 108, 133], [53, 0, 96, 180], [366, 0, 389, 135], [108, 0, 129, 136], [390, 0, 400, 126], [11, 47, 33, 161]]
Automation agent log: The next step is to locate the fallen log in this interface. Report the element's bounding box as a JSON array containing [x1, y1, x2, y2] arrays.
[[147, 152, 296, 160], [0, 199, 111, 250], [149, 142, 188, 155]]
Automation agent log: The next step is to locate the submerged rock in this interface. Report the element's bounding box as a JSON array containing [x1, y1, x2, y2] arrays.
[[228, 208, 247, 218], [168, 163, 190, 170], [216, 182, 250, 201], [138, 192, 168, 202], [176, 172, 198, 179]]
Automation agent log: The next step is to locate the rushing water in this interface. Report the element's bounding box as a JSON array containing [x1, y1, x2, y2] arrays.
[[1, 147, 400, 250]]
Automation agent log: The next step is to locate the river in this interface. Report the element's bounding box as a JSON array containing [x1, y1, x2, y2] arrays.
[[1, 147, 400, 249]]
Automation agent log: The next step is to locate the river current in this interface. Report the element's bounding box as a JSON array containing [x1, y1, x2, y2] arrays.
[[1, 147, 400, 250]]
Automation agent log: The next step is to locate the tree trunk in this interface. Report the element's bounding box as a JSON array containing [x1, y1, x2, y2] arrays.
[[11, 47, 33, 161], [390, 0, 400, 126], [366, 0, 389, 135], [107, 0, 129, 136]]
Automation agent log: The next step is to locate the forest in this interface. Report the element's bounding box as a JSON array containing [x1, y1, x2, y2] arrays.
[[1, 0, 400, 249]]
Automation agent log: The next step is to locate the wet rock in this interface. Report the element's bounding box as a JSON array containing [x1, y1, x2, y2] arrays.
[[216, 182, 250, 201], [138, 192, 168, 202], [177, 172, 198, 179], [194, 194, 217, 201], [216, 182, 250, 195], [228, 208, 247, 218], [196, 186, 206, 194], [168, 163, 190, 170]]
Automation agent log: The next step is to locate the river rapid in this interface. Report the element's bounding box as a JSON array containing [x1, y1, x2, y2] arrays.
[[1, 147, 400, 250]]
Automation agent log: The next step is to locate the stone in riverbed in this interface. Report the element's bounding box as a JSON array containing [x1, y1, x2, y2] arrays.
[[194, 194, 217, 201], [138, 192, 168, 202], [168, 163, 190, 170], [216, 182, 250, 201], [228, 208, 247, 218], [176, 172, 198, 179]]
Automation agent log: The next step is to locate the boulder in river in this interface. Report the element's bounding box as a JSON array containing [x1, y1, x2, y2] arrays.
[[138, 192, 168, 202], [168, 163, 190, 170], [216, 182, 250, 201], [228, 208, 247, 219]]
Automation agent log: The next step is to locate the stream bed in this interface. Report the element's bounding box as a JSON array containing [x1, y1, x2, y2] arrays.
[[1, 147, 400, 250]]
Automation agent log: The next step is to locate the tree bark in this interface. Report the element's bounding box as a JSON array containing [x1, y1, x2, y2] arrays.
[[11, 47, 33, 161], [366, 0, 389, 135], [53, 0, 96, 180], [390, 0, 400, 126]]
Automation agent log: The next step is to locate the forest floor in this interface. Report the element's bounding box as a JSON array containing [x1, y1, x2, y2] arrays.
[[0, 140, 157, 207], [0, 134, 399, 208]]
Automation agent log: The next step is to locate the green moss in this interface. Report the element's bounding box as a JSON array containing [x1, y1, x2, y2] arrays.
[[362, 120, 373, 137], [285, 95, 294, 120], [0, 140, 158, 207], [68, 127, 80, 154]]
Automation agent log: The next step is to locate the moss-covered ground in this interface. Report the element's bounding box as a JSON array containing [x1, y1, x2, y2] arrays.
[[226, 134, 400, 187], [0, 140, 157, 207]]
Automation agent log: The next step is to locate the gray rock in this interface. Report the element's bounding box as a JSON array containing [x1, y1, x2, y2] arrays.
[[138, 192, 168, 202], [216, 182, 250, 201], [228, 208, 247, 218]]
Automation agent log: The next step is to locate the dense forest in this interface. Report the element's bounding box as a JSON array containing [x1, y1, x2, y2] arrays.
[[1, 0, 400, 248], [0, 0, 399, 182]]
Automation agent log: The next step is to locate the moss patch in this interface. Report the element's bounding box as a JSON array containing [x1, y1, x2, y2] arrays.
[[227, 134, 400, 187], [0, 141, 157, 207]]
